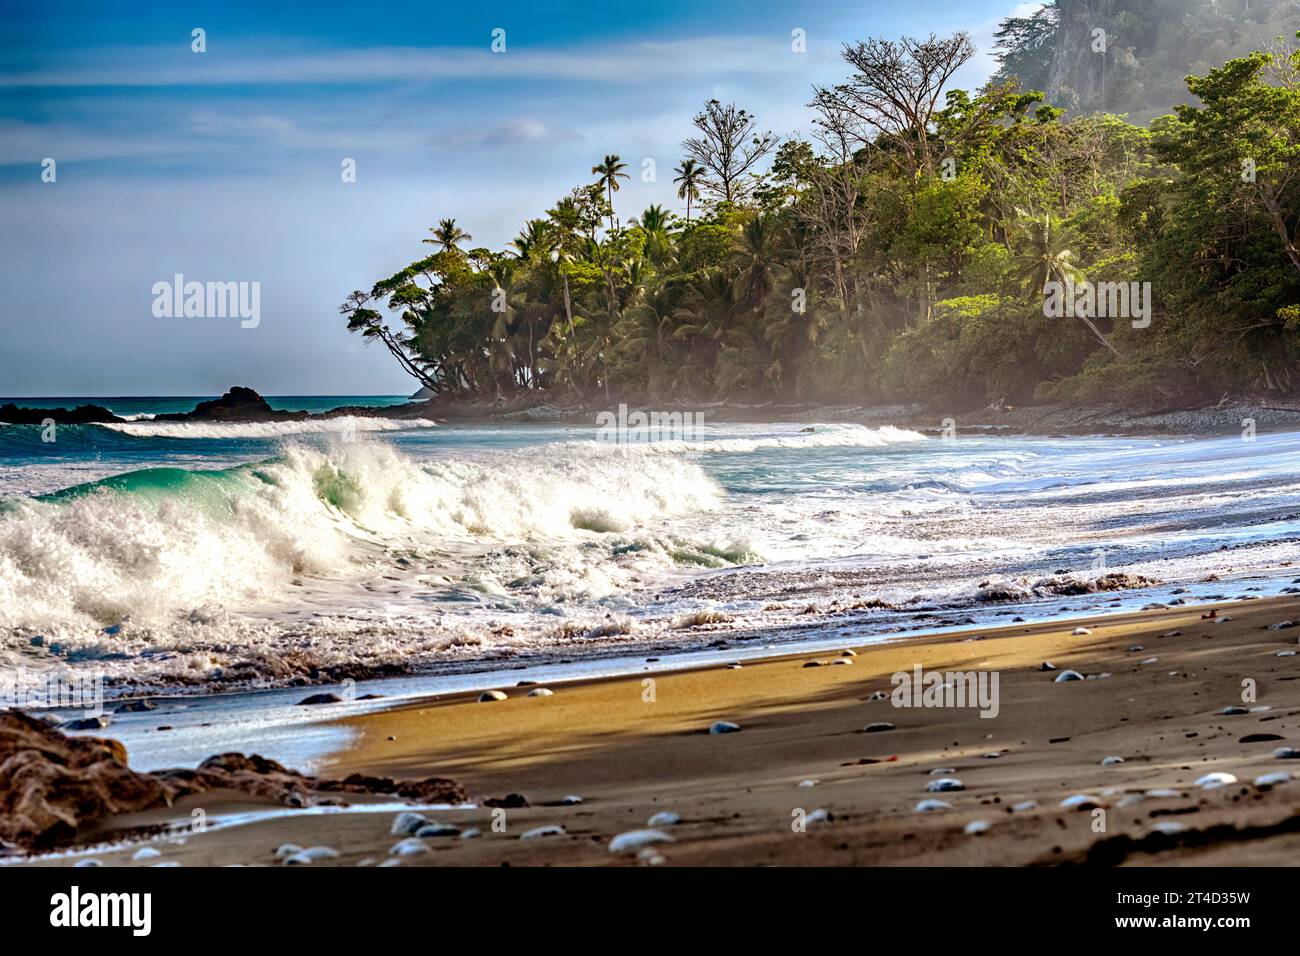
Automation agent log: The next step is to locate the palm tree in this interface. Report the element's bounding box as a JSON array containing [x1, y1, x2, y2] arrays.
[[591, 155, 629, 229], [632, 204, 674, 265], [1013, 210, 1120, 357], [510, 219, 552, 261], [673, 159, 705, 222], [424, 218, 472, 252]]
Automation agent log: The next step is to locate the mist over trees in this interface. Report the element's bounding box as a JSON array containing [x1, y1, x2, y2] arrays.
[[344, 20, 1300, 411]]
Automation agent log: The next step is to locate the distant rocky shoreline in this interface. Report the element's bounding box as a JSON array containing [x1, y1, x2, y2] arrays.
[[5, 385, 1300, 438]]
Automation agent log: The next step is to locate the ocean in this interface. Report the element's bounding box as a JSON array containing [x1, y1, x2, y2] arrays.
[[3, 397, 1299, 699]]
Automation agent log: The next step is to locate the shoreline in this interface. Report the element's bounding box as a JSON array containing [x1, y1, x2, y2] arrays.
[[7, 386, 1300, 438], [14, 594, 1300, 866]]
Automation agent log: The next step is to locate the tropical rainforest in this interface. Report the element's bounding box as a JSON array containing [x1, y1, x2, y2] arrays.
[[343, 0, 1300, 411]]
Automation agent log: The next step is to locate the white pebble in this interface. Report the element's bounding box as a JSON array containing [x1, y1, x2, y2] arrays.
[[963, 820, 990, 835], [1059, 794, 1102, 810], [1150, 821, 1186, 835], [609, 829, 675, 854], [274, 843, 304, 858], [1253, 771, 1291, 787], [1010, 800, 1038, 813], [915, 799, 952, 813], [561, 794, 583, 804], [709, 721, 741, 734], [925, 778, 964, 792], [519, 825, 565, 840], [647, 811, 681, 827], [527, 687, 554, 697], [390, 812, 427, 836], [132, 847, 161, 861], [1195, 772, 1237, 789], [798, 779, 818, 788], [389, 838, 430, 856], [804, 809, 832, 825], [1072, 627, 1091, 635], [1054, 670, 1085, 682], [1101, 756, 1125, 766], [478, 690, 507, 702]]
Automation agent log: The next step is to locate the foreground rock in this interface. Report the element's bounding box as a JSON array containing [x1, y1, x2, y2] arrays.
[[0, 711, 465, 851]]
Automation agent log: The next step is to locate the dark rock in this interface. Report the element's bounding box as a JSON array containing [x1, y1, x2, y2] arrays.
[[0, 403, 121, 425], [153, 386, 306, 423], [297, 693, 344, 706]]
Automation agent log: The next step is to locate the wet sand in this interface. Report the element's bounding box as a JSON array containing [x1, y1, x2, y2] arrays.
[[21, 595, 1300, 867]]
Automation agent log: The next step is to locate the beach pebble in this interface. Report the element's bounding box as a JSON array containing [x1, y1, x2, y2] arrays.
[[478, 690, 508, 702], [647, 811, 681, 827], [1195, 772, 1237, 789], [804, 808, 832, 825], [863, 721, 895, 733], [928, 767, 957, 775], [520, 825, 565, 840], [798, 779, 818, 788], [460, 828, 482, 839], [1277, 650, 1296, 657], [62, 716, 111, 732], [925, 778, 964, 792], [378, 858, 403, 867], [1253, 771, 1292, 788], [391, 812, 427, 836], [527, 687, 554, 697], [1222, 705, 1249, 715], [1149, 822, 1187, 836], [1101, 756, 1125, 766], [415, 823, 461, 838], [1140, 657, 1158, 664], [841, 649, 857, 657], [74, 859, 102, 867], [132, 847, 161, 861], [637, 847, 667, 866], [709, 721, 741, 735], [1274, 747, 1300, 760], [1268, 620, 1297, 630], [282, 852, 315, 865], [867, 691, 888, 701], [802, 660, 825, 668], [1053, 670, 1084, 683], [389, 838, 430, 856], [1145, 788, 1181, 798], [832, 659, 852, 666], [915, 799, 952, 813], [1039, 662, 1057, 671], [1010, 800, 1038, 813], [1127, 645, 1144, 652], [1059, 794, 1103, 810], [1072, 627, 1091, 636], [609, 829, 675, 854], [152, 862, 180, 868], [1117, 794, 1145, 808], [561, 794, 584, 805], [963, 820, 991, 835], [274, 843, 305, 858], [296, 693, 343, 706]]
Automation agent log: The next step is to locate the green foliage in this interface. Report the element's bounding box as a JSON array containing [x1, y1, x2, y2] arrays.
[[343, 30, 1300, 408]]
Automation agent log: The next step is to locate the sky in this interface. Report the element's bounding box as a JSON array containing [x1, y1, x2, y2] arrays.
[[0, 0, 1037, 397]]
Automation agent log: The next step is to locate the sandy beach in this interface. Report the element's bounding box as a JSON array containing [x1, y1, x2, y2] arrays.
[[22, 593, 1300, 868]]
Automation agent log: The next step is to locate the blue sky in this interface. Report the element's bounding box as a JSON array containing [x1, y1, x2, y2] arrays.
[[0, 0, 1035, 397]]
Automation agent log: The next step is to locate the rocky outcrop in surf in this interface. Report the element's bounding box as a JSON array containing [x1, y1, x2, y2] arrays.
[[975, 572, 1160, 603], [152, 386, 304, 423], [0, 711, 465, 851]]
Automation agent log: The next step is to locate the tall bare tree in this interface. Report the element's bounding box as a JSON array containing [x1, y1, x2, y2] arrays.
[[681, 99, 778, 204], [811, 32, 975, 179]]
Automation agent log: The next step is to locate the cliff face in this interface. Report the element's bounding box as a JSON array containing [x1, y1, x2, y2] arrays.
[[995, 0, 1300, 122]]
